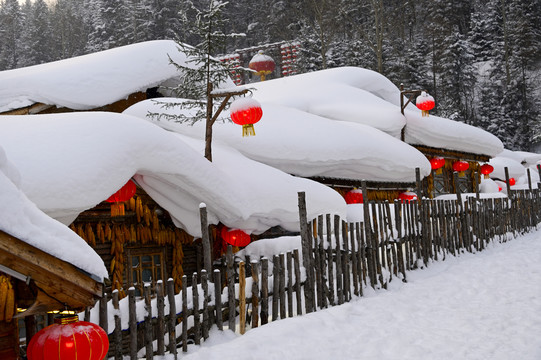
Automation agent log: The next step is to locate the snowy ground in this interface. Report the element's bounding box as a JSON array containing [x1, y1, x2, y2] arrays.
[[157, 229, 541, 360]]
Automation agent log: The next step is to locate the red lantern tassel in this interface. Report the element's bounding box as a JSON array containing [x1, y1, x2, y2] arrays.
[[459, 171, 465, 177], [484, 174, 489, 179], [111, 203, 125, 217], [422, 110, 429, 117], [242, 124, 256, 137]]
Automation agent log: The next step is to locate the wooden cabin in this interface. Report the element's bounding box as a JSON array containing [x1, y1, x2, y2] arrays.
[[68, 186, 210, 297], [415, 145, 489, 198], [0, 230, 103, 359]]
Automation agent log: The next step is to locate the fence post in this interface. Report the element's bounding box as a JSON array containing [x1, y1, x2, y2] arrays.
[[182, 275, 188, 353], [214, 270, 223, 331], [199, 204, 212, 277], [261, 258, 269, 325], [504, 167, 512, 196], [144, 284, 153, 360], [112, 290, 122, 360], [298, 191, 314, 313], [251, 260, 260, 327], [128, 288, 137, 360], [227, 245, 236, 332], [239, 261, 246, 335], [156, 281, 165, 355], [167, 279, 177, 359]]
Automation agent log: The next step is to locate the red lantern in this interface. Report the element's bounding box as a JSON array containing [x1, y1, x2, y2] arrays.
[[480, 164, 494, 179], [249, 51, 275, 81], [221, 227, 251, 247], [106, 179, 136, 216], [27, 316, 109, 360], [398, 191, 417, 203], [230, 97, 263, 137], [453, 161, 469, 177], [345, 189, 363, 204], [416, 91, 435, 117], [509, 178, 516, 186], [430, 157, 445, 175]]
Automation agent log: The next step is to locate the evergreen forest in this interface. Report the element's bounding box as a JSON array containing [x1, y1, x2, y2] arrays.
[[0, 0, 540, 151]]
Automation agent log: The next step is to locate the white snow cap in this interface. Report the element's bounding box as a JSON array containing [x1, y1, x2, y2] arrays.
[[416, 91, 435, 105], [249, 51, 275, 65], [230, 97, 262, 113], [243, 66, 503, 157], [0, 40, 235, 113], [124, 98, 431, 183], [0, 146, 107, 280], [0, 112, 345, 237]]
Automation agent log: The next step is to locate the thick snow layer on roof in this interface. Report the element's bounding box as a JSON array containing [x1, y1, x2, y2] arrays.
[[488, 156, 525, 182], [243, 67, 406, 137], [403, 110, 504, 157], [0, 40, 232, 113], [0, 112, 345, 237], [497, 149, 541, 167], [243, 67, 503, 157], [124, 98, 431, 183], [0, 146, 107, 280]]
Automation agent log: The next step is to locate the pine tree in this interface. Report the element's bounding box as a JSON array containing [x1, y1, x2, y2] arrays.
[[155, 0, 245, 161], [0, 0, 23, 70]]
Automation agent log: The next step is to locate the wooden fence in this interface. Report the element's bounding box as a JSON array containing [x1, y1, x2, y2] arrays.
[[90, 186, 541, 359]]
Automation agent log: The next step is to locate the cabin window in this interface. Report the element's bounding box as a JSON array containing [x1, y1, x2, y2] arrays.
[[127, 248, 165, 296], [432, 172, 448, 197], [455, 171, 471, 194]]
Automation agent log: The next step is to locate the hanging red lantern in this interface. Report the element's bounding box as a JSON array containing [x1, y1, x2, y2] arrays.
[[249, 51, 275, 81], [27, 316, 109, 360], [221, 227, 251, 247], [452, 161, 469, 177], [344, 189, 363, 204], [509, 178, 516, 186], [416, 91, 435, 117], [106, 179, 136, 216], [430, 157, 445, 175], [398, 191, 417, 203], [480, 164, 494, 179], [230, 97, 263, 137]]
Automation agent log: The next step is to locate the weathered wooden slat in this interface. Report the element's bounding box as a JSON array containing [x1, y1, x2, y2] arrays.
[[167, 279, 177, 357], [144, 284, 153, 360], [251, 260, 260, 327], [128, 288, 137, 360], [261, 258, 269, 325], [239, 262, 246, 335]]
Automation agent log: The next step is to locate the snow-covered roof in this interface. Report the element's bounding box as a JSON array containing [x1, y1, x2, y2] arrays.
[[497, 149, 541, 167], [0, 40, 209, 113], [0, 146, 108, 280], [243, 67, 503, 157], [123, 99, 432, 183], [0, 112, 346, 237]]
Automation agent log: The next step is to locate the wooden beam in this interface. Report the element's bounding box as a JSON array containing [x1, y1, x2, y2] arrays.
[[0, 231, 102, 313]]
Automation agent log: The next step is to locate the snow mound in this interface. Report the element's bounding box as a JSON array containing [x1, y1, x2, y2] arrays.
[[124, 98, 431, 183], [0, 146, 107, 280], [0, 112, 345, 237], [0, 40, 234, 113]]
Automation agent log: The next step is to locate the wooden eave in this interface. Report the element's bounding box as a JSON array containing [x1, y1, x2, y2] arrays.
[[0, 91, 148, 115], [305, 175, 416, 190], [411, 144, 492, 162], [0, 230, 103, 315]]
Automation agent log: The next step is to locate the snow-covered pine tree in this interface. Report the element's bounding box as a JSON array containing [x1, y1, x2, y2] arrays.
[[0, 0, 22, 70], [49, 0, 88, 60], [18, 0, 52, 67], [156, 0, 245, 161]]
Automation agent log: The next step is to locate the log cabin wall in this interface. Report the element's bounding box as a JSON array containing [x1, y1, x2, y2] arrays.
[[69, 189, 196, 297]]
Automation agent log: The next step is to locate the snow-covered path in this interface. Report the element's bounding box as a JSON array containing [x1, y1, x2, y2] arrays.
[[174, 230, 541, 360]]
